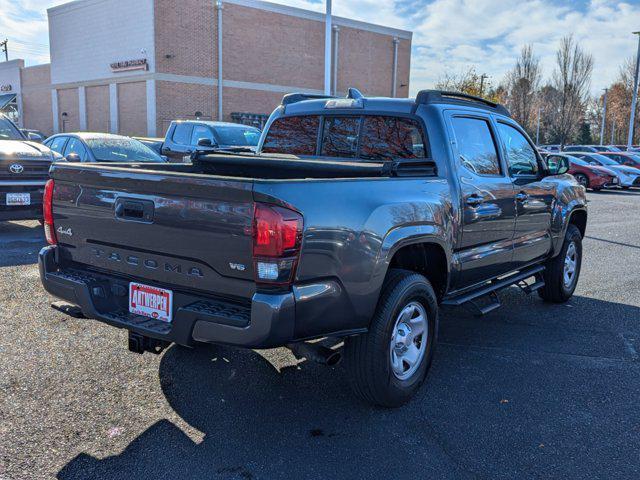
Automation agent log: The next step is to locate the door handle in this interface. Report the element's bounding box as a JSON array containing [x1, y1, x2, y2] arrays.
[[515, 192, 528, 202], [466, 195, 483, 207]]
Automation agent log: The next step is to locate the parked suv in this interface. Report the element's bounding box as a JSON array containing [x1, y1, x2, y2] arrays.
[[39, 90, 586, 406], [0, 114, 57, 221], [161, 120, 261, 161]]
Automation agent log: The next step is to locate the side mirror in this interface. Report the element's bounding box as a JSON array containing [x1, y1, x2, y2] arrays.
[[65, 153, 82, 162], [547, 155, 569, 175], [197, 138, 215, 148]]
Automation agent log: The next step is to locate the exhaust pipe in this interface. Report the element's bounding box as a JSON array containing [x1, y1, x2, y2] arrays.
[[286, 342, 342, 366]]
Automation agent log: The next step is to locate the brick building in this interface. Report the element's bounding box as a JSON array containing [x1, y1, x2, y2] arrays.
[[0, 0, 412, 137]]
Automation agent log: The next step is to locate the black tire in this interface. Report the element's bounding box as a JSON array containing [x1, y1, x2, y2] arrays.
[[539, 224, 582, 303], [574, 173, 589, 189], [344, 269, 438, 407]]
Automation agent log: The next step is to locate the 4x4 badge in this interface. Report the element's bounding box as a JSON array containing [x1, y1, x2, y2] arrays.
[[56, 226, 73, 236]]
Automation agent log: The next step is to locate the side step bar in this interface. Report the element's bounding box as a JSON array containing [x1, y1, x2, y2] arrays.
[[442, 265, 545, 312]]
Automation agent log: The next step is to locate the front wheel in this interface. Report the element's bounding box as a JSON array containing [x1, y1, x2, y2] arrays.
[[539, 224, 582, 303], [574, 173, 589, 189], [344, 269, 438, 407]]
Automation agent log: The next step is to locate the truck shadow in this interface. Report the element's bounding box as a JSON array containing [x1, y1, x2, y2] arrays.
[[57, 292, 640, 480], [0, 220, 45, 267]]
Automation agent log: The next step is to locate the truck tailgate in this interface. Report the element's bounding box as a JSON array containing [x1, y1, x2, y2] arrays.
[[51, 164, 256, 299]]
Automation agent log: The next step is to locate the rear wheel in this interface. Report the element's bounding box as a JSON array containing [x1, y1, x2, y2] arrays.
[[344, 269, 438, 407], [539, 224, 582, 303], [574, 173, 589, 189]]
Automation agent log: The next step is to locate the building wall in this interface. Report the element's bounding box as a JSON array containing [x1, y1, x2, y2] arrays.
[[57, 87, 80, 132], [117, 82, 147, 136], [154, 0, 216, 78], [86, 84, 110, 133], [48, 0, 155, 85], [336, 27, 410, 97], [222, 3, 325, 90], [156, 81, 216, 136], [20, 64, 53, 135], [222, 87, 283, 121]]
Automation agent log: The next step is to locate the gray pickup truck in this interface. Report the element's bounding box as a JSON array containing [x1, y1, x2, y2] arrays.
[[39, 89, 587, 406]]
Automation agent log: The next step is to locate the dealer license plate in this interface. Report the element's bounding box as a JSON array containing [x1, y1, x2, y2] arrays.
[[129, 282, 173, 322], [6, 193, 30, 206]]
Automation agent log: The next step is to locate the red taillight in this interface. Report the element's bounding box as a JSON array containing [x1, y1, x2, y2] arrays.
[[43, 179, 57, 245], [252, 203, 302, 284]]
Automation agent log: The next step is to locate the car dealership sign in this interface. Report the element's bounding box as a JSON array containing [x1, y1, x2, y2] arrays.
[[110, 58, 148, 73]]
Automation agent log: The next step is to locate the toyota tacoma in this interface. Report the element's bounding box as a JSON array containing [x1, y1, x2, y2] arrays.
[[38, 89, 587, 406]]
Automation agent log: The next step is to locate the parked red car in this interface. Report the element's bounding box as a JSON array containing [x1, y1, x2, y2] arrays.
[[598, 151, 640, 170], [546, 153, 619, 191]]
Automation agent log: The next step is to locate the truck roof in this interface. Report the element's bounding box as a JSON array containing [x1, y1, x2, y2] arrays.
[[279, 88, 510, 117]]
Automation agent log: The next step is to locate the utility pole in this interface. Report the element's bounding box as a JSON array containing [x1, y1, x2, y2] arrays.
[[324, 0, 332, 96], [0, 40, 7, 61], [479, 74, 488, 97], [600, 88, 608, 145], [627, 32, 640, 150]]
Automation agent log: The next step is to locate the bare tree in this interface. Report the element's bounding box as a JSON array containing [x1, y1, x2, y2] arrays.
[[505, 45, 541, 135], [551, 35, 594, 146], [435, 67, 503, 104]]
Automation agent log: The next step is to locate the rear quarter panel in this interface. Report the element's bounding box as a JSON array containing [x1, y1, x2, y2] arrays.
[[253, 176, 454, 335]]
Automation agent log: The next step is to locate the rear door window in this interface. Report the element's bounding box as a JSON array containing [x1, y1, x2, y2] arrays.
[[450, 117, 501, 176], [360, 116, 425, 160], [320, 116, 360, 158], [262, 116, 320, 155], [172, 123, 193, 145]]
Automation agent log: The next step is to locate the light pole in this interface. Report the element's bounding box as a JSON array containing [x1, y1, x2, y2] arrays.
[[536, 106, 541, 146], [627, 31, 640, 150], [324, 0, 332, 96], [600, 88, 608, 145], [611, 118, 616, 144]]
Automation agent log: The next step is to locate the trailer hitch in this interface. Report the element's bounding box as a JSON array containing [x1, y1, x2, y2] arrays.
[[128, 332, 170, 355]]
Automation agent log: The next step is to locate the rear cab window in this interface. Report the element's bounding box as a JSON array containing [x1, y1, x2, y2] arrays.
[[262, 115, 427, 161]]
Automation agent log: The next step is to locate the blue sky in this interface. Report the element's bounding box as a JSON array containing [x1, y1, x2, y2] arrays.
[[2, 0, 639, 95]]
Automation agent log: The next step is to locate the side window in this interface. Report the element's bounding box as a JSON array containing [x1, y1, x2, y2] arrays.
[[360, 116, 426, 160], [497, 123, 539, 176], [262, 116, 319, 155], [48, 136, 67, 154], [63, 138, 88, 161], [320, 116, 360, 158], [451, 117, 501, 176], [190, 125, 215, 146], [172, 123, 193, 145]]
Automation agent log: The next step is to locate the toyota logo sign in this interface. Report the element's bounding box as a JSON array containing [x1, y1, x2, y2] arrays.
[[9, 164, 24, 174]]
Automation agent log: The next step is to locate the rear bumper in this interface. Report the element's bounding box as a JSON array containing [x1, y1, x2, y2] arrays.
[[39, 246, 297, 348]]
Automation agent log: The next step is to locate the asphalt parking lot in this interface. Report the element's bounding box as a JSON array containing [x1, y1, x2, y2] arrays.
[[1, 190, 639, 480]]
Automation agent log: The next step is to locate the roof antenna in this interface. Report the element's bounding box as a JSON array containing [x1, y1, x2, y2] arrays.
[[347, 88, 364, 100]]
